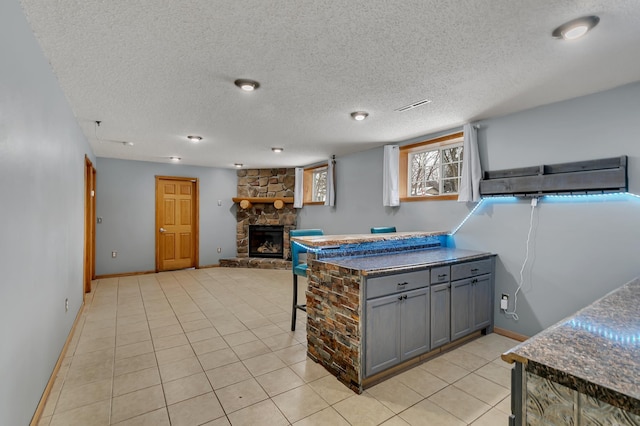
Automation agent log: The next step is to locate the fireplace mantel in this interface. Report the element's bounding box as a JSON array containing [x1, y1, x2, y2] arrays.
[[232, 197, 294, 203], [232, 197, 294, 210]]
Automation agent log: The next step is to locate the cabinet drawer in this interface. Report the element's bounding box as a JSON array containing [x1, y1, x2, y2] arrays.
[[451, 258, 492, 281], [431, 266, 450, 283], [366, 270, 429, 299]]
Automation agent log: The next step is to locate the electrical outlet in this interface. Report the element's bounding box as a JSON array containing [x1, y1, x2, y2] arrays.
[[112, 251, 117, 258], [501, 293, 509, 310], [217, 247, 222, 253], [65, 298, 69, 312], [217, 200, 222, 206]]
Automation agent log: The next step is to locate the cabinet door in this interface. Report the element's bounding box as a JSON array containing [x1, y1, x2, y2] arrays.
[[431, 283, 450, 349], [366, 294, 401, 376], [401, 288, 430, 360], [451, 278, 472, 340], [473, 274, 492, 331]]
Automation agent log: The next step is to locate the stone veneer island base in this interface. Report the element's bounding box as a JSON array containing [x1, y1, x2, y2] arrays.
[[292, 232, 496, 393]]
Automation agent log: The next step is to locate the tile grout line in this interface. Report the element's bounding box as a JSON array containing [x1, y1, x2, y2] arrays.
[[42, 270, 519, 426], [136, 274, 171, 426], [172, 271, 233, 425]]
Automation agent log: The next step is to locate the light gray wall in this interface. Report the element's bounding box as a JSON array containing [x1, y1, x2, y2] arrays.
[[458, 81, 640, 336], [95, 158, 237, 275], [297, 130, 471, 234], [299, 81, 640, 337], [0, 0, 95, 424]]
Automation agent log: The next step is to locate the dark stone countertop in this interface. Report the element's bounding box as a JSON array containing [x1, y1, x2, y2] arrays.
[[317, 247, 494, 276], [502, 276, 640, 412], [291, 231, 448, 248]]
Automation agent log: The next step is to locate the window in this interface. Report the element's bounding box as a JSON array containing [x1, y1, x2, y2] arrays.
[[303, 165, 327, 204], [400, 132, 463, 201]]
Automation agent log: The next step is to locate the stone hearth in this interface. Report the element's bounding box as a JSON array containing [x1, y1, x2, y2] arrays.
[[219, 257, 291, 269]]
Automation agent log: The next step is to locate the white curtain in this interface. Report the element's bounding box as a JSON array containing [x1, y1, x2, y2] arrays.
[[293, 167, 304, 208], [383, 145, 400, 206], [324, 157, 335, 207], [458, 123, 482, 202]]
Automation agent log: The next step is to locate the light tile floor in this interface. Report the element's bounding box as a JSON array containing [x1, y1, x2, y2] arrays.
[[38, 268, 518, 426]]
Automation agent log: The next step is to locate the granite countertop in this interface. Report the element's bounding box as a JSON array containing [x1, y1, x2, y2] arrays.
[[502, 276, 640, 404], [318, 248, 494, 275], [291, 231, 448, 248]]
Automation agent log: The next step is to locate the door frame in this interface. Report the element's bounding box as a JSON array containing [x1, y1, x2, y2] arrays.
[[155, 175, 200, 272], [83, 156, 96, 294]]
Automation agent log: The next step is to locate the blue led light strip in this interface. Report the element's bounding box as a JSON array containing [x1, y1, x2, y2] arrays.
[[542, 192, 627, 200], [627, 192, 640, 199], [449, 192, 640, 236], [569, 318, 640, 345], [449, 199, 485, 236]]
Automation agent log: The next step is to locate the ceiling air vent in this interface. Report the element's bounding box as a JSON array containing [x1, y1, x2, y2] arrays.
[[394, 98, 432, 112]]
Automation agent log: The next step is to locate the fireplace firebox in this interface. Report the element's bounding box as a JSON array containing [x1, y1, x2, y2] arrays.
[[248, 225, 284, 258]]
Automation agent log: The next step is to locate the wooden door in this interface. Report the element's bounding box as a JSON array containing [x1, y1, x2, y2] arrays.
[[156, 176, 199, 272], [83, 157, 96, 294], [91, 167, 96, 280]]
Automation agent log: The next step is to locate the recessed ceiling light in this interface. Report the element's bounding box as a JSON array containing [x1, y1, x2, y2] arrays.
[[234, 163, 244, 168], [552, 16, 599, 40], [187, 135, 202, 143], [234, 79, 260, 92], [351, 111, 369, 121], [271, 147, 284, 153], [169, 156, 181, 162]]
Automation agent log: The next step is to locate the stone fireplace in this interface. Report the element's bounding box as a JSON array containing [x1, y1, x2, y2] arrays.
[[248, 225, 284, 258], [219, 168, 297, 269]]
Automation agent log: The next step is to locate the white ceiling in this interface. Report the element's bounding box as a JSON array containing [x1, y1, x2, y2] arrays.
[[20, 0, 640, 169]]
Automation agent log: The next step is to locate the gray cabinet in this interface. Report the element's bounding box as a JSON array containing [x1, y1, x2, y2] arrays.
[[401, 288, 430, 360], [365, 272, 430, 377], [430, 283, 451, 348], [451, 278, 473, 340], [451, 258, 494, 340], [430, 266, 451, 349], [365, 293, 401, 375], [365, 256, 494, 378], [473, 274, 492, 330]]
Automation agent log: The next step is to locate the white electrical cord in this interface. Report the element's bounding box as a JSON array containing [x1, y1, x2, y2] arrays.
[[505, 198, 537, 320]]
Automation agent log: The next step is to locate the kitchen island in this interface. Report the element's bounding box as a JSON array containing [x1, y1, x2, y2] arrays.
[[502, 276, 640, 425], [291, 231, 495, 393]]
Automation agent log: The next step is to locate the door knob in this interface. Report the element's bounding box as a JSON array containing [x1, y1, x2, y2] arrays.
[[159, 227, 166, 233]]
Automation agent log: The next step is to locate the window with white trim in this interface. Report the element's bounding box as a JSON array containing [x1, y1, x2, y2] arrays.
[[303, 165, 327, 204], [400, 132, 464, 201]]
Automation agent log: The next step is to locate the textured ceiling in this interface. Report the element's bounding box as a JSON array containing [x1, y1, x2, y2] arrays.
[[20, 0, 640, 168]]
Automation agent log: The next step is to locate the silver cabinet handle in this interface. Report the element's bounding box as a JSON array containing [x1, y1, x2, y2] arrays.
[[159, 227, 166, 233]]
